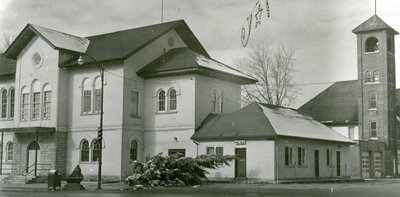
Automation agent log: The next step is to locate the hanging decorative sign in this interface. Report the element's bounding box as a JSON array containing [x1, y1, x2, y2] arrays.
[[240, 0, 271, 47]]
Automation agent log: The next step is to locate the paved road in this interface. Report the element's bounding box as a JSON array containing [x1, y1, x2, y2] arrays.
[[1, 180, 400, 196]]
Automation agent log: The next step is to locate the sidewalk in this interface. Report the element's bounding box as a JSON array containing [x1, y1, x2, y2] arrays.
[[0, 181, 132, 192]]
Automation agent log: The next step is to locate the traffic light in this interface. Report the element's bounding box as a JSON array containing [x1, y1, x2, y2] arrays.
[[98, 128, 103, 140]]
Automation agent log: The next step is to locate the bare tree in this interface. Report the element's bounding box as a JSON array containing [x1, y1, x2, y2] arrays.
[[235, 42, 298, 107], [0, 34, 15, 53]]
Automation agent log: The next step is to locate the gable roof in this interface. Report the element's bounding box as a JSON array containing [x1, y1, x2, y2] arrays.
[[298, 80, 358, 124], [137, 47, 257, 84], [4, 24, 90, 59], [74, 20, 209, 65], [352, 15, 399, 35], [192, 102, 354, 143], [5, 20, 210, 66], [0, 54, 16, 77]]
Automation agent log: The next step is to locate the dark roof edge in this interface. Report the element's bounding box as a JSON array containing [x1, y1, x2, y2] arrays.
[[277, 135, 355, 144]]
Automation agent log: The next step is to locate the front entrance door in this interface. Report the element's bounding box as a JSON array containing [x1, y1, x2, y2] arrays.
[[27, 142, 40, 172], [314, 150, 319, 177], [336, 151, 341, 176], [235, 148, 246, 178]]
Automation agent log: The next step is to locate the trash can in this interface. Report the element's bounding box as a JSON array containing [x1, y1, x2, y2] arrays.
[[48, 170, 61, 191]]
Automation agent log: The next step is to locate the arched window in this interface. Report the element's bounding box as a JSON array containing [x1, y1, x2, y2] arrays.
[[82, 78, 92, 114], [169, 89, 177, 111], [1, 89, 7, 118], [9, 88, 15, 118], [80, 140, 89, 162], [365, 71, 372, 83], [31, 80, 41, 120], [93, 77, 102, 113], [6, 142, 13, 161], [42, 84, 51, 119], [158, 90, 166, 112], [92, 139, 101, 162], [21, 86, 29, 120], [366, 37, 379, 52], [373, 71, 380, 82], [212, 90, 218, 112], [130, 140, 138, 161], [220, 92, 225, 113]]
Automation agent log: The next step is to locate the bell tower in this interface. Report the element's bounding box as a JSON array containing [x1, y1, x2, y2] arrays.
[[353, 15, 398, 177]]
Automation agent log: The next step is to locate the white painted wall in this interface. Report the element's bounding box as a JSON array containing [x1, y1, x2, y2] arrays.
[[197, 140, 275, 180], [15, 35, 59, 128]]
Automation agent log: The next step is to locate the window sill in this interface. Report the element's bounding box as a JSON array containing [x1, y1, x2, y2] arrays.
[[364, 51, 379, 55], [156, 111, 178, 114], [368, 108, 378, 111], [0, 118, 13, 121], [130, 115, 142, 119], [369, 137, 378, 141], [297, 165, 308, 168], [80, 112, 100, 116], [365, 82, 380, 85]]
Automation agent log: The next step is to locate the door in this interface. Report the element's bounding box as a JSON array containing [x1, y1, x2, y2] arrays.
[[235, 148, 246, 178], [361, 151, 370, 178], [27, 142, 40, 172], [336, 151, 341, 176], [314, 150, 319, 177], [373, 152, 382, 177]]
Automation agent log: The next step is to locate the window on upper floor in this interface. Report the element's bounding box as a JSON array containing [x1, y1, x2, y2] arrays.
[[93, 77, 102, 113], [130, 91, 139, 118], [169, 89, 177, 111], [42, 84, 51, 119], [285, 146, 294, 166], [157, 90, 166, 112], [1, 89, 7, 119], [9, 88, 14, 119], [82, 78, 92, 114], [21, 87, 29, 120], [220, 92, 225, 113], [31, 80, 41, 120], [369, 91, 377, 109], [365, 71, 372, 83], [6, 142, 13, 161], [373, 71, 380, 82], [366, 37, 379, 52], [80, 139, 89, 162], [370, 121, 377, 138], [130, 140, 138, 161], [212, 90, 218, 113], [92, 139, 101, 162]]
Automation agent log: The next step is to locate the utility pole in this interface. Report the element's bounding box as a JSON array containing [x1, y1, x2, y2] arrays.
[[97, 65, 104, 190]]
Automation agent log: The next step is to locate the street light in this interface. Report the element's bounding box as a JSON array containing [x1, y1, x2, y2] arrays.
[[77, 54, 104, 190]]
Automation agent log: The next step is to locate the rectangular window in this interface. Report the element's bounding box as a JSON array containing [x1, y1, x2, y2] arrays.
[[206, 146, 223, 156], [43, 91, 51, 119], [21, 93, 29, 120], [369, 91, 377, 109], [285, 146, 293, 166], [298, 147, 306, 166], [93, 89, 101, 113], [83, 90, 91, 113], [370, 121, 377, 138], [326, 149, 332, 166], [32, 92, 40, 120], [130, 91, 139, 117]]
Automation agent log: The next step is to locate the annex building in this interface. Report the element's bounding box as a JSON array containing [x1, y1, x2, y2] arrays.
[[299, 15, 400, 178]]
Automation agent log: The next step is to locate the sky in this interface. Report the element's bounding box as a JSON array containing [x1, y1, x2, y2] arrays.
[[1, 0, 400, 108]]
